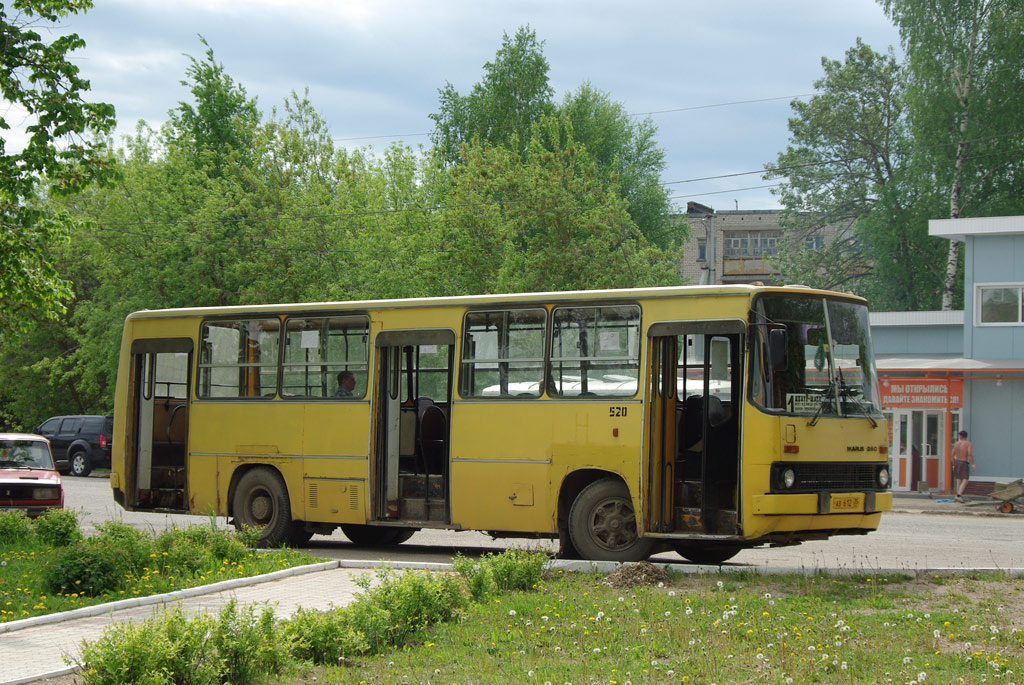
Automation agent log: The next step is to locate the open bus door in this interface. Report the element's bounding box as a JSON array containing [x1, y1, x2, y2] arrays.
[[645, 321, 744, 553], [125, 339, 192, 512], [373, 329, 455, 525]]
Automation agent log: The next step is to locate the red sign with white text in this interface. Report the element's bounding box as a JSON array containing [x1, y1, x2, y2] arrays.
[[879, 378, 963, 408]]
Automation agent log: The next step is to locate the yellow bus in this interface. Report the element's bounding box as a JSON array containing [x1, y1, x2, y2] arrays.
[[110, 284, 891, 563]]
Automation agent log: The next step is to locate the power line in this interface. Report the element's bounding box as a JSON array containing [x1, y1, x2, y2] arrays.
[[663, 129, 1024, 186]]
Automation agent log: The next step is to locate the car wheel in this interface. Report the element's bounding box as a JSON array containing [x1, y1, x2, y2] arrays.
[[232, 467, 293, 547], [70, 451, 92, 477], [568, 478, 655, 562]]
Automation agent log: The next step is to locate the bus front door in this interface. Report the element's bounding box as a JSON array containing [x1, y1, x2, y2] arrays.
[[126, 340, 192, 512], [646, 322, 743, 538], [373, 330, 455, 524]]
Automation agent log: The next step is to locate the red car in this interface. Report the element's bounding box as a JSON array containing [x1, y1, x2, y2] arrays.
[[0, 433, 64, 517]]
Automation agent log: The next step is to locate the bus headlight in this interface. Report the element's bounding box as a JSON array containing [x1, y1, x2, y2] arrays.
[[781, 468, 796, 489], [877, 468, 890, 488]]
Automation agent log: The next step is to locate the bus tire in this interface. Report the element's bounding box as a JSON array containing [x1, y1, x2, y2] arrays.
[[568, 478, 654, 562], [233, 467, 293, 547], [341, 524, 417, 546], [673, 543, 741, 565]]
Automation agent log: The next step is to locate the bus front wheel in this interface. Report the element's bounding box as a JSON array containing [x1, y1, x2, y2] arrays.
[[568, 478, 654, 562], [233, 467, 293, 547]]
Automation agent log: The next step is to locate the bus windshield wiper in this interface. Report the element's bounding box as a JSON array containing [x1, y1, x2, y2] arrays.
[[807, 378, 837, 427], [836, 367, 878, 427]]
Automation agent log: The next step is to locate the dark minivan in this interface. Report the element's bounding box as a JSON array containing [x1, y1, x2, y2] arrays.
[[34, 415, 113, 476]]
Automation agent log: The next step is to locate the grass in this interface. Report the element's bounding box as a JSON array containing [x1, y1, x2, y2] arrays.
[[0, 511, 318, 623], [310, 567, 1024, 684]]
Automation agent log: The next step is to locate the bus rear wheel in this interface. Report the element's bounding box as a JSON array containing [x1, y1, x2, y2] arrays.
[[568, 478, 654, 562], [233, 467, 293, 547], [341, 524, 417, 546], [673, 543, 741, 565]]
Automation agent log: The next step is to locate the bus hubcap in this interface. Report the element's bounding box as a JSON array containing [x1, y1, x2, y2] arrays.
[[251, 494, 272, 522], [592, 500, 635, 550]]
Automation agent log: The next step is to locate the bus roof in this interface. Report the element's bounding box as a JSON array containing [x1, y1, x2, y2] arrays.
[[123, 284, 866, 321]]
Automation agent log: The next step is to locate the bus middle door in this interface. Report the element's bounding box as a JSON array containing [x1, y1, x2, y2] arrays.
[[373, 329, 455, 524]]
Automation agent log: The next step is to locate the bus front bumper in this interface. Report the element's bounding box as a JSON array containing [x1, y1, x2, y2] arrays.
[[752, 491, 892, 516]]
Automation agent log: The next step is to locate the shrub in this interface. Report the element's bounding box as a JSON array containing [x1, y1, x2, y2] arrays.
[[452, 554, 495, 601], [453, 549, 547, 600], [75, 600, 288, 685], [211, 600, 289, 683], [73, 619, 173, 685], [155, 525, 250, 574], [233, 523, 265, 549], [283, 606, 369, 664], [93, 521, 153, 573], [485, 548, 546, 592], [155, 609, 222, 684], [44, 539, 132, 596], [32, 508, 83, 547], [348, 567, 468, 652], [0, 510, 34, 545]]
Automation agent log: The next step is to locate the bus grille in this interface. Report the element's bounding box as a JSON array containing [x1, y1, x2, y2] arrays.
[[774, 462, 884, 492]]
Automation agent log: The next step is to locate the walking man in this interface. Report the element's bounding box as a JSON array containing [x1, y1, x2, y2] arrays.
[[952, 430, 975, 502]]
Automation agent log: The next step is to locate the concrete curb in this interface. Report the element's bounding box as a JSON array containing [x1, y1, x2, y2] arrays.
[[1, 560, 336, 635], [890, 506, 1018, 517], [4, 665, 79, 685], [545, 559, 1024, 578]]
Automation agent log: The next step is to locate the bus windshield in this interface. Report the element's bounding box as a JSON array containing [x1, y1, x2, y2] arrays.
[[749, 294, 882, 420]]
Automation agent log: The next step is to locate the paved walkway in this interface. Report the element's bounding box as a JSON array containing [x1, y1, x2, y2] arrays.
[[1, 493, 1018, 684]]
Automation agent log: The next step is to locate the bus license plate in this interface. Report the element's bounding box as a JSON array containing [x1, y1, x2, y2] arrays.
[[831, 494, 862, 512]]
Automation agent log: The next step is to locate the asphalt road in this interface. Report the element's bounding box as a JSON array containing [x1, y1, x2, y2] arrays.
[[66, 473, 1024, 570]]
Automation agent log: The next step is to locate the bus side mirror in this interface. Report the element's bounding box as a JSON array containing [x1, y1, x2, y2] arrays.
[[768, 328, 788, 371]]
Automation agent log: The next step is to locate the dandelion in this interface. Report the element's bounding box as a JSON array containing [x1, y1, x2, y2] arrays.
[[509, 610, 517, 616], [717, 580, 724, 589], [593, 648, 601, 654], [669, 591, 676, 597]]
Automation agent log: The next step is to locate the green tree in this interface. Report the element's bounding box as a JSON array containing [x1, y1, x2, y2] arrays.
[[430, 26, 678, 248], [766, 39, 948, 310], [882, 0, 1024, 309], [166, 36, 261, 178], [0, 0, 116, 331], [430, 26, 554, 166], [436, 118, 683, 295]]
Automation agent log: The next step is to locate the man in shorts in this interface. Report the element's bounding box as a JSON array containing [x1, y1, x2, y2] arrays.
[[952, 430, 975, 502]]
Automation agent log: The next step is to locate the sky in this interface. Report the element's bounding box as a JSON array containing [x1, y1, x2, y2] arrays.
[[23, 0, 902, 210]]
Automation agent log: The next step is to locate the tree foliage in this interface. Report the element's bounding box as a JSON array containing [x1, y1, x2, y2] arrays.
[[882, 0, 1024, 309], [0, 0, 116, 332], [430, 26, 677, 248], [0, 31, 685, 429], [769, 0, 1024, 310]]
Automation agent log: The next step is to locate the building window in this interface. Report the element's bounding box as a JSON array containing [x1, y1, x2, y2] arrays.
[[697, 240, 706, 261], [723, 230, 781, 257], [978, 285, 1024, 325], [804, 235, 824, 250]]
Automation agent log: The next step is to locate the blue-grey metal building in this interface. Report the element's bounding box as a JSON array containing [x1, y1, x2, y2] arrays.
[[871, 216, 1024, 493]]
